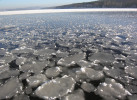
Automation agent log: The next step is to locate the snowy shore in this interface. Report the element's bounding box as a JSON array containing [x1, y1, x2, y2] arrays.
[[0, 8, 137, 15]]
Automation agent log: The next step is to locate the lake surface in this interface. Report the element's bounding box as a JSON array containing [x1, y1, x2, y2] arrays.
[[0, 10, 137, 100]]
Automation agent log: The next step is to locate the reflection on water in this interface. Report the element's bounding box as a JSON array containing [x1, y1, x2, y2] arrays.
[[0, 12, 137, 100]]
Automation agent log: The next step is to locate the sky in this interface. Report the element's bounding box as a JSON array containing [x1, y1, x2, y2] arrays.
[[0, 0, 97, 9]]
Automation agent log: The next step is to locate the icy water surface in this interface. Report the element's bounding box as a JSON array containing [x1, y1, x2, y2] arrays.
[[0, 11, 137, 100]]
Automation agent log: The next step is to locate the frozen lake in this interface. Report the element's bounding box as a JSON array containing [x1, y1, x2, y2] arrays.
[[0, 8, 137, 15], [0, 9, 137, 100]]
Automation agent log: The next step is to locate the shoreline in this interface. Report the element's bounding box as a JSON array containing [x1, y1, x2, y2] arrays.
[[0, 8, 137, 15]]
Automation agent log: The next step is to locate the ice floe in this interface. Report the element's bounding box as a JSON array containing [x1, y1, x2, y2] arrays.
[[45, 67, 62, 78], [81, 82, 95, 93], [96, 78, 131, 100], [125, 66, 137, 79], [26, 74, 48, 88], [35, 76, 75, 99], [57, 52, 86, 67], [0, 77, 22, 99], [88, 52, 115, 64], [81, 67, 104, 81], [0, 10, 137, 100]]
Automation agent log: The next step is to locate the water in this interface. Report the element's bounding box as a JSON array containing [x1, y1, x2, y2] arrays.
[[0, 11, 137, 100]]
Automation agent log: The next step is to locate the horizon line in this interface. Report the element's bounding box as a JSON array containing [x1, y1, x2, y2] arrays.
[[0, 8, 137, 15]]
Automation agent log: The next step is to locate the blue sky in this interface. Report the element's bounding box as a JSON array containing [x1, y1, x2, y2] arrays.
[[0, 0, 96, 9]]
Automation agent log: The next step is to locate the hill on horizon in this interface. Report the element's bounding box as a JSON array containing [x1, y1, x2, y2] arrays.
[[54, 0, 137, 9]]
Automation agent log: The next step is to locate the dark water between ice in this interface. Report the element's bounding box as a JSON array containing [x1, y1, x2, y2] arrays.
[[0, 12, 137, 100]]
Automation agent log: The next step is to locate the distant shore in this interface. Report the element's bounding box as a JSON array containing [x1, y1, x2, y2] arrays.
[[0, 8, 137, 15]]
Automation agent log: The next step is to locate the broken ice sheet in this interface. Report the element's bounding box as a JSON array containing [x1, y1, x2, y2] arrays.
[[63, 89, 85, 100], [127, 94, 137, 100], [19, 61, 47, 74], [13, 93, 30, 100], [27, 74, 48, 88], [0, 25, 15, 32], [16, 57, 27, 65], [88, 52, 115, 64], [19, 63, 32, 72], [0, 48, 6, 56], [34, 48, 56, 56], [45, 67, 62, 78], [0, 10, 137, 100], [19, 72, 31, 81], [125, 84, 137, 94], [56, 50, 69, 58], [0, 65, 20, 80], [0, 77, 22, 99], [75, 71, 88, 82], [12, 47, 34, 55], [96, 78, 131, 100], [29, 61, 47, 74], [81, 67, 104, 81], [81, 82, 95, 93], [125, 66, 137, 79], [1, 53, 15, 64], [103, 67, 127, 83], [35, 76, 75, 99], [69, 48, 83, 54], [57, 52, 86, 67], [77, 60, 93, 68]]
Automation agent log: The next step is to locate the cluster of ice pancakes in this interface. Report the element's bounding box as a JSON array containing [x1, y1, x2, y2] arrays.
[[1, 12, 137, 100]]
